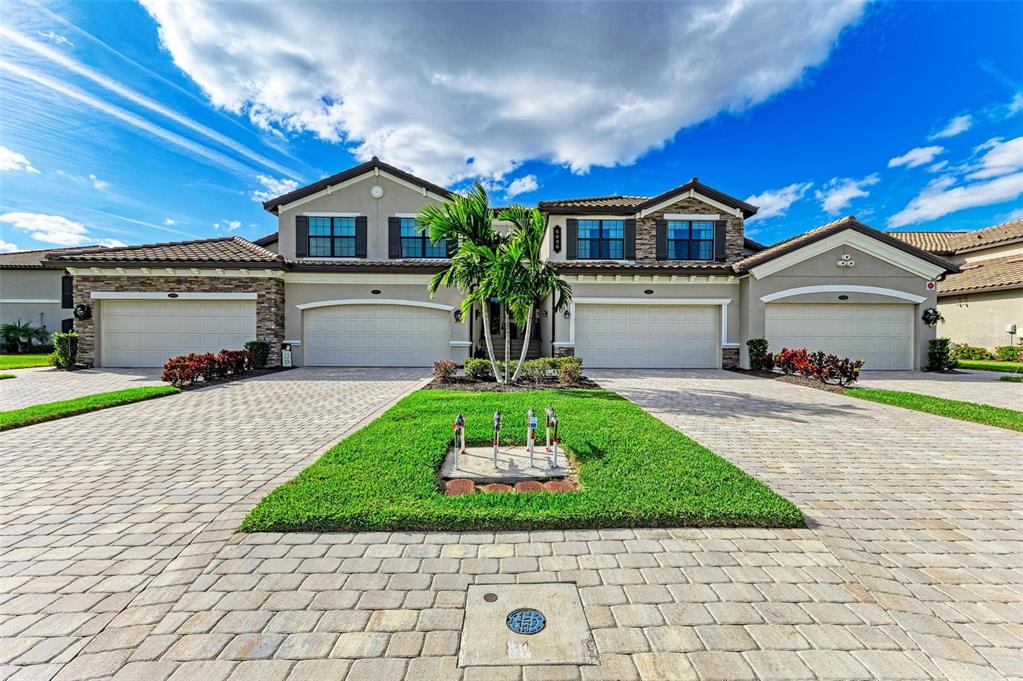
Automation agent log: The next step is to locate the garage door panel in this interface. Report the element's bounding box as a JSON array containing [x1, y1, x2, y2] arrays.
[[574, 304, 720, 369], [304, 304, 450, 367], [765, 303, 912, 371]]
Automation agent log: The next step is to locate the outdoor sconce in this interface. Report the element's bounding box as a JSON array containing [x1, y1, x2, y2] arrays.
[[453, 309, 463, 322], [542, 309, 548, 317], [563, 309, 571, 319]]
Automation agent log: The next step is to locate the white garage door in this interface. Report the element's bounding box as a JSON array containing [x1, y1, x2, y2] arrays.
[[304, 304, 450, 367], [765, 303, 913, 370], [101, 299, 256, 367], [574, 304, 720, 368]]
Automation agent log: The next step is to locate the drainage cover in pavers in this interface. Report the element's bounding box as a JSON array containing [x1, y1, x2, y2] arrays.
[[459, 583, 598, 667]]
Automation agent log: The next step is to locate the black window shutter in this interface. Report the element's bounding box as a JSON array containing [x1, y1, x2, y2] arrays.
[[714, 220, 728, 261], [624, 219, 636, 260], [355, 216, 368, 258], [388, 217, 401, 258], [566, 219, 578, 260], [61, 274, 73, 308], [655, 220, 668, 260], [295, 215, 309, 257]]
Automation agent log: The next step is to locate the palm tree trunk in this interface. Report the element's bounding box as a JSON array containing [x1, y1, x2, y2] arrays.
[[504, 310, 511, 384], [479, 303, 501, 382], [510, 306, 533, 383]]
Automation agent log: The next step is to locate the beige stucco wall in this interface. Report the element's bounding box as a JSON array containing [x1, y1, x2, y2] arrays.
[[283, 274, 470, 366], [276, 173, 445, 261], [0, 269, 69, 336], [952, 241, 1023, 264], [937, 289, 1022, 349], [741, 244, 939, 370]]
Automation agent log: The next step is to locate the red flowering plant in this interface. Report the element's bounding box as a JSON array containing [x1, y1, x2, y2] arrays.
[[774, 348, 810, 375], [161, 349, 255, 388]]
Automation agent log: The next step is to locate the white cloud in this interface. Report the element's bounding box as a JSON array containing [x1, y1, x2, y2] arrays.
[[0, 145, 40, 173], [140, 1, 866, 184], [927, 160, 949, 173], [38, 30, 73, 47], [164, 217, 176, 225], [505, 175, 539, 198], [251, 174, 299, 203], [815, 174, 879, 214], [96, 238, 127, 248], [744, 182, 813, 222], [214, 219, 242, 231], [929, 114, 972, 140], [88, 173, 109, 190], [0, 240, 20, 253], [55, 169, 110, 190], [887, 145, 944, 169], [967, 136, 1023, 180], [1009, 92, 1023, 117], [1001, 207, 1023, 222], [888, 172, 1023, 227], [0, 212, 90, 245]]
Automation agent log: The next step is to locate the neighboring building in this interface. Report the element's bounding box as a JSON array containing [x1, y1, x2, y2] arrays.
[[0, 246, 105, 339], [52, 158, 957, 370], [890, 220, 1023, 349]]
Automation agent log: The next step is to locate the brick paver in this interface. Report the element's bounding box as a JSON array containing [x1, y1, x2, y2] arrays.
[[857, 369, 1023, 411], [2, 368, 1020, 680], [0, 367, 165, 411]]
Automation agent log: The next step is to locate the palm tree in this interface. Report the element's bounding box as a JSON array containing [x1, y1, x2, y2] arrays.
[[417, 183, 506, 381], [496, 206, 572, 382]]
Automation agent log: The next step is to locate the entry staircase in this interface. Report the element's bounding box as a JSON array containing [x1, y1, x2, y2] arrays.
[[488, 335, 542, 360]]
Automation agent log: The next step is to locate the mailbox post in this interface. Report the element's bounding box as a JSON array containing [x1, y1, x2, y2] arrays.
[[453, 413, 465, 469], [527, 408, 537, 468], [492, 410, 502, 469]]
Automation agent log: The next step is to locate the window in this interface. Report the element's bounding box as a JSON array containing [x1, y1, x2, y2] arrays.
[[308, 216, 356, 257], [667, 220, 714, 260], [400, 217, 447, 258], [61, 274, 73, 308], [577, 219, 624, 259]]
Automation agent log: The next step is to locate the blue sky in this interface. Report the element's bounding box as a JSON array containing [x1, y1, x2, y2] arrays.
[[1, 0, 1020, 253]]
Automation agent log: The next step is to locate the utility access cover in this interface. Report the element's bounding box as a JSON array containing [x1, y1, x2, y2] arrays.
[[459, 583, 598, 667]]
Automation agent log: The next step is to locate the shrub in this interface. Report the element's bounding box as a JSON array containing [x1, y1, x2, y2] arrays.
[[994, 345, 1021, 362], [557, 356, 583, 385], [927, 338, 959, 372], [774, 348, 810, 376], [49, 331, 79, 370], [244, 340, 270, 369], [519, 358, 555, 384], [219, 349, 252, 374], [433, 359, 458, 381], [463, 357, 494, 380], [950, 344, 993, 361], [814, 352, 864, 386], [496, 360, 519, 380], [746, 338, 773, 371], [161, 349, 254, 388]]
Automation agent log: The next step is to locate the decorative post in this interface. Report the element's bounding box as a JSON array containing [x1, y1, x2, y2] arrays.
[[545, 406, 555, 452], [492, 410, 502, 469], [527, 408, 537, 468], [453, 413, 465, 469], [549, 410, 560, 469]]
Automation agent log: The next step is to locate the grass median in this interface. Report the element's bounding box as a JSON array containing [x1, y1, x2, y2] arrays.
[[845, 387, 1022, 432], [957, 359, 1023, 373], [0, 386, 180, 432], [242, 388, 803, 533], [0, 354, 51, 370]]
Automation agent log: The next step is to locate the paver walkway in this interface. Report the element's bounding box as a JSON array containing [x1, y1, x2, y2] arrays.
[[0, 368, 165, 412], [857, 370, 1023, 411], [2, 368, 1021, 681]]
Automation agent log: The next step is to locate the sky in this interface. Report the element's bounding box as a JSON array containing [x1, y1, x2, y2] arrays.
[[0, 0, 1021, 254]]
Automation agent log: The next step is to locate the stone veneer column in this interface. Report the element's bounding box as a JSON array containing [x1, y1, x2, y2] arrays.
[[634, 196, 745, 264]]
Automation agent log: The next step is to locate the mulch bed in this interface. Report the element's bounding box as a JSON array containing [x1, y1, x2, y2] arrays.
[[728, 367, 846, 394], [424, 375, 601, 391]]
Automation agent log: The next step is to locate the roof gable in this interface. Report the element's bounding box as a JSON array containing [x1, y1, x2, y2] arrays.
[[538, 178, 758, 218]]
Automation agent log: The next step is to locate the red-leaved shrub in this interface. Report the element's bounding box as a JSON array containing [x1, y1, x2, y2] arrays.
[[161, 349, 254, 388], [772, 347, 863, 386]]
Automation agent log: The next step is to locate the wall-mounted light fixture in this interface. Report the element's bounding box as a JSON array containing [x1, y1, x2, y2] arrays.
[[453, 309, 463, 322], [563, 309, 571, 319]]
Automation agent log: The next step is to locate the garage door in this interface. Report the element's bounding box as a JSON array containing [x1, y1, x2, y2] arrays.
[[304, 304, 450, 367], [101, 299, 256, 367], [765, 303, 913, 370], [574, 304, 720, 368]]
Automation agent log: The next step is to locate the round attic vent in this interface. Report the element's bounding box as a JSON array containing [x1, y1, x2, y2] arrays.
[[370, 185, 384, 199]]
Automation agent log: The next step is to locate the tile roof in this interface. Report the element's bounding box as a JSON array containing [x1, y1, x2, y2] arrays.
[[557, 260, 734, 274], [49, 237, 284, 266], [734, 216, 958, 273], [0, 245, 108, 269], [886, 231, 963, 254], [252, 232, 278, 247], [538, 195, 649, 210], [538, 179, 759, 218], [938, 254, 1023, 295], [950, 219, 1023, 252]]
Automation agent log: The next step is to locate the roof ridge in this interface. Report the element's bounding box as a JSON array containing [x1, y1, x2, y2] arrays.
[[230, 235, 282, 261], [52, 235, 235, 257]]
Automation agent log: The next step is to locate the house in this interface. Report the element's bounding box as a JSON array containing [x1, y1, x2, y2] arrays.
[[51, 158, 958, 371], [890, 220, 1023, 349], [0, 246, 106, 340]]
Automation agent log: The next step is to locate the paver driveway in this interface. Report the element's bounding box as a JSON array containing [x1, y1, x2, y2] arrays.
[[0, 368, 165, 412], [2, 368, 1021, 681], [857, 370, 1023, 411]]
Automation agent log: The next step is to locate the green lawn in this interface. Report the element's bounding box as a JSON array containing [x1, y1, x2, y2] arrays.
[[242, 388, 803, 533], [845, 387, 1022, 432], [0, 374, 14, 380], [1000, 376, 1023, 383], [958, 359, 1023, 373], [0, 354, 51, 370], [0, 386, 180, 432]]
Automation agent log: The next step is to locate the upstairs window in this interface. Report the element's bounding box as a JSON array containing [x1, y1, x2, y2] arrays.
[[577, 219, 624, 259], [667, 220, 715, 260], [61, 274, 73, 308], [400, 218, 447, 258], [308, 216, 356, 258]]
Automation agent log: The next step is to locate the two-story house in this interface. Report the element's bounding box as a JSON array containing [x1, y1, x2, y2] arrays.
[[52, 157, 957, 370]]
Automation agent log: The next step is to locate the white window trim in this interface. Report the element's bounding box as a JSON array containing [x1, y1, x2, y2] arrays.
[[760, 285, 926, 304], [395, 213, 420, 219], [450, 340, 472, 347], [89, 292, 257, 301], [302, 212, 360, 217], [296, 298, 454, 312], [663, 213, 720, 221], [0, 298, 61, 304]]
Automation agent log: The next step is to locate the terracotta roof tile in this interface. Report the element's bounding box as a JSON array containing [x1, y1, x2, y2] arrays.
[[938, 254, 1023, 295], [538, 179, 759, 218], [950, 219, 1023, 252], [886, 231, 963, 254], [0, 245, 108, 269], [538, 195, 649, 210], [50, 236, 283, 265]]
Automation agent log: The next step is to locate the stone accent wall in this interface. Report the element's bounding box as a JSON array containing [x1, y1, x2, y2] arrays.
[[636, 196, 745, 264], [73, 275, 285, 367], [722, 347, 739, 369]]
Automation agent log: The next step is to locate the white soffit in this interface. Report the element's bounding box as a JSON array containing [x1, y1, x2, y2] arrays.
[[750, 230, 947, 280]]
